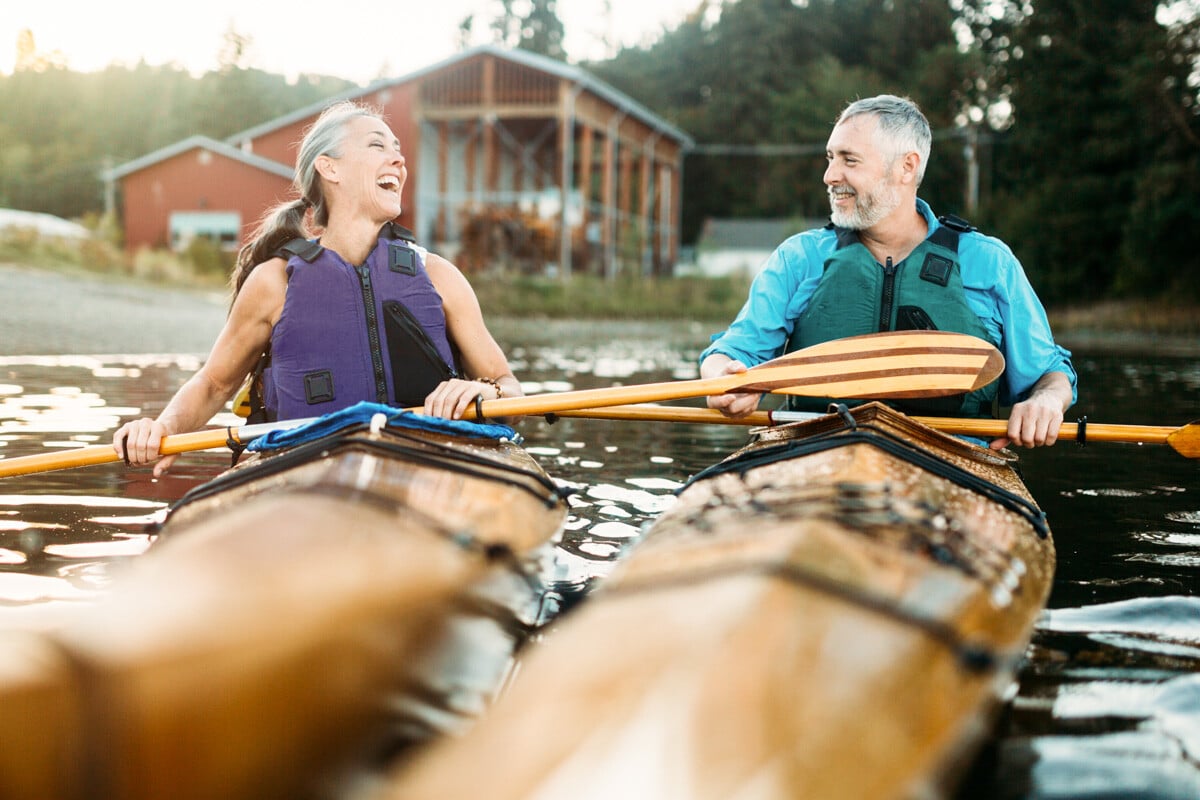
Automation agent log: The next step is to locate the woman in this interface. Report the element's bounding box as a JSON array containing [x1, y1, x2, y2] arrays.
[[114, 101, 521, 476]]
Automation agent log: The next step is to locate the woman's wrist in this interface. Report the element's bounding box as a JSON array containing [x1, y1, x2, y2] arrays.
[[476, 376, 503, 399]]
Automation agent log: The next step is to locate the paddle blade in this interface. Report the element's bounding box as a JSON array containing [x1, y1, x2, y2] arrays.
[[733, 331, 1004, 399], [1167, 421, 1200, 458]]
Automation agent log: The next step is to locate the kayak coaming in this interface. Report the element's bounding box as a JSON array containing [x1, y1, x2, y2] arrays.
[[1, 422, 567, 800], [378, 403, 1055, 800]]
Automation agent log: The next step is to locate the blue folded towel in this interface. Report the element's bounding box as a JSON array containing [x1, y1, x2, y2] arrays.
[[247, 401, 516, 452]]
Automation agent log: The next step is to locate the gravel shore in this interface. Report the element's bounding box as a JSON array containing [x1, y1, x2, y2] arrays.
[[3, 261, 1194, 359], [0, 263, 228, 355]]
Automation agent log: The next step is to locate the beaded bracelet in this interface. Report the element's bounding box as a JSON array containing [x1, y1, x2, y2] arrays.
[[477, 376, 503, 399]]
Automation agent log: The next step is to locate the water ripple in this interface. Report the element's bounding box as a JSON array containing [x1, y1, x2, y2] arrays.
[[1134, 531, 1200, 547], [1126, 552, 1200, 569], [1018, 731, 1200, 799], [1041, 596, 1200, 645]]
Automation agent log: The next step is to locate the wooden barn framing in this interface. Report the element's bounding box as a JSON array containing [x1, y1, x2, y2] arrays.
[[106, 45, 692, 278]]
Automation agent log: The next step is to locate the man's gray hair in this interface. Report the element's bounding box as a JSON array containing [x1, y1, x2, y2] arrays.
[[837, 95, 931, 184]]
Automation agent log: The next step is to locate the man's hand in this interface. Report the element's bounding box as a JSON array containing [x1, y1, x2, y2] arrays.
[[701, 354, 762, 418], [990, 371, 1074, 450]]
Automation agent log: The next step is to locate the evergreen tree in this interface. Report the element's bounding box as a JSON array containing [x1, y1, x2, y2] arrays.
[[0, 61, 352, 220], [519, 0, 567, 60], [1116, 4, 1200, 298], [591, 0, 970, 241], [962, 0, 1195, 303]]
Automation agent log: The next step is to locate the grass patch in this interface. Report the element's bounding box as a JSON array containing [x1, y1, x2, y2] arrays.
[[0, 223, 231, 291], [468, 271, 752, 321], [1048, 300, 1200, 336]]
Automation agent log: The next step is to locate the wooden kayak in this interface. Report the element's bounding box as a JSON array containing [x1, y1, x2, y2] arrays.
[[377, 402, 1055, 800], [0, 413, 567, 800]]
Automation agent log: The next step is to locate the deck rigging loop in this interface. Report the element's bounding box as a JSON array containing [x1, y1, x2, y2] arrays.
[[829, 402, 859, 430], [225, 427, 248, 467], [685, 423, 1049, 539]]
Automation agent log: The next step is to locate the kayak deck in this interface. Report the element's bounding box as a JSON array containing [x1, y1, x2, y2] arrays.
[[378, 403, 1055, 799], [1, 421, 566, 800]]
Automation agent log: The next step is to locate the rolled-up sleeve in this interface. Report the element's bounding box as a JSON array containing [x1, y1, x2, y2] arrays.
[[964, 236, 1078, 406], [700, 233, 827, 367]]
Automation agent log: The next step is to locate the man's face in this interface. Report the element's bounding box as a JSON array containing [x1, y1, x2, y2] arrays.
[[823, 115, 903, 230]]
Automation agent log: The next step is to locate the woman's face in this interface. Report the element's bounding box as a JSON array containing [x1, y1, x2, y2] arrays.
[[323, 115, 407, 222]]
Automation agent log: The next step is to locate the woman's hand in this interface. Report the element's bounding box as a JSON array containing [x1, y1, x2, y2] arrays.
[[113, 418, 178, 477], [422, 378, 502, 420]]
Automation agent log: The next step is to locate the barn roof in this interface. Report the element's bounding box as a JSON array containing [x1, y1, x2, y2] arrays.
[[105, 135, 295, 181], [226, 44, 693, 150]]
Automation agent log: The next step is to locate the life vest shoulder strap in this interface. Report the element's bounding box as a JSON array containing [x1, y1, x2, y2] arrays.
[[827, 214, 976, 254], [274, 238, 324, 262], [824, 220, 863, 251], [928, 214, 976, 253], [382, 222, 417, 243]]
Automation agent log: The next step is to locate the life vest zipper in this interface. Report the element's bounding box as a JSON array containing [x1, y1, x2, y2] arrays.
[[356, 264, 389, 402], [879, 256, 896, 331]]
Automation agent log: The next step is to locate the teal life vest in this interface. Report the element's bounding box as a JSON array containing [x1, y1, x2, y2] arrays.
[[784, 216, 1000, 418]]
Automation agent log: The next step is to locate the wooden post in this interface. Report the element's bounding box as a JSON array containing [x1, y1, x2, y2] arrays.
[[558, 82, 583, 278], [619, 147, 633, 269], [436, 121, 449, 242], [576, 124, 594, 273], [601, 128, 616, 280], [639, 138, 659, 276]]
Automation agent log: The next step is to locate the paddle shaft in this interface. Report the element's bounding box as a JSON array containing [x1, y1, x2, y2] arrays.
[[0, 331, 1005, 477], [0, 370, 881, 478], [0, 378, 752, 477], [0, 419, 317, 479], [548, 405, 1200, 456], [0, 371, 875, 478]]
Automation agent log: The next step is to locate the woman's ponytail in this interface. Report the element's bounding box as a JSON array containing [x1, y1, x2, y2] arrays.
[[231, 197, 310, 297]]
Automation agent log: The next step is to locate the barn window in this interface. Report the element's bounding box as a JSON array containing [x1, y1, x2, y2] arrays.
[[169, 211, 241, 251]]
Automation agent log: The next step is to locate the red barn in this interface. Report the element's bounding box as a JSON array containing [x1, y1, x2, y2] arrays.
[[106, 45, 693, 277]]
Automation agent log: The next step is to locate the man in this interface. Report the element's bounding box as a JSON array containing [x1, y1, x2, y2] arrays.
[[700, 94, 1076, 450]]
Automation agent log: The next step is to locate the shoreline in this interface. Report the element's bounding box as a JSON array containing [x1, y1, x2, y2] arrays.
[[3, 261, 1197, 358], [1052, 330, 1200, 358]]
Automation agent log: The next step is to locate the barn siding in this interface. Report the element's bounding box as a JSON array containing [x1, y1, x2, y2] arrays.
[[120, 148, 291, 252], [113, 47, 690, 276]]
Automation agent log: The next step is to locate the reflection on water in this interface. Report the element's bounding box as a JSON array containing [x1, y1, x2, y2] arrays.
[[1, 325, 1198, 796]]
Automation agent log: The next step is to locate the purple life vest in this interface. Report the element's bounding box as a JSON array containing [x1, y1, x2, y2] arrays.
[[261, 225, 457, 421]]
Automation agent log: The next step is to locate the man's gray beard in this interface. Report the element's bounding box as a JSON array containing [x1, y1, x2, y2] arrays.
[[829, 180, 901, 230]]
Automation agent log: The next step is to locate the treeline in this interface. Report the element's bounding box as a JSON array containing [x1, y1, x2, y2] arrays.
[[0, 60, 355, 220], [587, 0, 1200, 304], [2, 0, 1198, 304]]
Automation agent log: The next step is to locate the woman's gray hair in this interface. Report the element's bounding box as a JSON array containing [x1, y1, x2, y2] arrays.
[[837, 95, 931, 184], [293, 101, 381, 229], [233, 101, 384, 295]]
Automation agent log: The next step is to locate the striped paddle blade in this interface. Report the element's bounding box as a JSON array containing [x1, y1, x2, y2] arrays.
[[734, 331, 1004, 399]]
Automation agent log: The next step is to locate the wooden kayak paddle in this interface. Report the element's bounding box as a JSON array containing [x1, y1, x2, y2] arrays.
[[548, 405, 1200, 459], [462, 330, 1002, 418], [0, 331, 1001, 478]]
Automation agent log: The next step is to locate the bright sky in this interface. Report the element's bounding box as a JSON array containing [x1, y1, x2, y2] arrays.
[[2, 0, 708, 85]]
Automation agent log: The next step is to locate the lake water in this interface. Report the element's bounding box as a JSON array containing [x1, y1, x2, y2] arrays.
[[1, 280, 1198, 797]]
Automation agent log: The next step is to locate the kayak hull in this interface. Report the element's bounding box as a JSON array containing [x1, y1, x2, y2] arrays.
[[1, 422, 565, 800], [381, 403, 1055, 800]]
